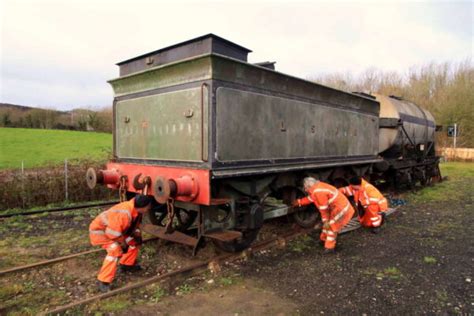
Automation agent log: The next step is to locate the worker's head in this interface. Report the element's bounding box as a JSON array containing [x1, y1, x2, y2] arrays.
[[303, 177, 319, 192], [134, 194, 153, 214], [349, 176, 362, 188]]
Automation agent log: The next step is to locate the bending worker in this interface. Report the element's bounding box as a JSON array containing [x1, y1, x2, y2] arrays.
[[89, 195, 152, 292], [293, 177, 354, 254], [338, 176, 387, 233]]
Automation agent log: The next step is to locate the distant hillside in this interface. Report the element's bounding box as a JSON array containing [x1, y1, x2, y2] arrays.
[[0, 102, 38, 112], [0, 102, 112, 132]]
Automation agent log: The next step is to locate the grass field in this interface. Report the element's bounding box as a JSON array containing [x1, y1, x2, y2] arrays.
[[0, 127, 112, 169], [406, 162, 474, 203]]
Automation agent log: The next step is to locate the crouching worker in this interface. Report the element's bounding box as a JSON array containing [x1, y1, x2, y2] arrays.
[[293, 177, 355, 254], [339, 176, 387, 233], [89, 195, 152, 292]]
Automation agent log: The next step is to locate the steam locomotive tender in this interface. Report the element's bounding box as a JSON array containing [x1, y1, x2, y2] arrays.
[[86, 34, 440, 253]]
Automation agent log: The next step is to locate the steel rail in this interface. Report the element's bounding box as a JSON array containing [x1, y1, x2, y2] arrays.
[[0, 207, 400, 277], [0, 238, 158, 277], [41, 228, 311, 315], [0, 201, 119, 218]]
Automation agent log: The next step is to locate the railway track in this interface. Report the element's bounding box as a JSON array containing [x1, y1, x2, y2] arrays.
[[0, 237, 159, 277], [41, 227, 312, 315], [1, 207, 400, 315], [0, 207, 400, 277], [0, 200, 119, 218]]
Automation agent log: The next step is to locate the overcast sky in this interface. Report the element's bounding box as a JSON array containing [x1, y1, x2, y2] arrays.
[[0, 0, 472, 110]]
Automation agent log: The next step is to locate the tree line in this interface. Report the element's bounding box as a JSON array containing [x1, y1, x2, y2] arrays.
[[0, 106, 113, 133]]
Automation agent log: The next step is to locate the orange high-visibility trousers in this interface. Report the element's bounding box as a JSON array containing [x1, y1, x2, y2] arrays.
[[320, 205, 354, 249], [93, 237, 140, 283], [359, 204, 383, 228]]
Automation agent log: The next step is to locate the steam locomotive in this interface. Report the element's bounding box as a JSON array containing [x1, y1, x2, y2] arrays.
[[86, 34, 440, 253]]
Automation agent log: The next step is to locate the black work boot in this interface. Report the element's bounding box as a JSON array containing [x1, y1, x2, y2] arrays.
[[371, 226, 381, 234], [98, 281, 111, 293], [119, 264, 142, 273], [323, 248, 336, 255]]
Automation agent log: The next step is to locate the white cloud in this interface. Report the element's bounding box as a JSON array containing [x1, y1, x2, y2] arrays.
[[0, 0, 472, 110]]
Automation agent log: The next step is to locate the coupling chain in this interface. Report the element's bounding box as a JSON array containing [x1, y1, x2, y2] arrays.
[[165, 197, 175, 234], [119, 176, 127, 202]]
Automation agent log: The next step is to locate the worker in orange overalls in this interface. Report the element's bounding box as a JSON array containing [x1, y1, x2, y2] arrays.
[[293, 177, 355, 254], [338, 176, 388, 233], [89, 195, 152, 292]]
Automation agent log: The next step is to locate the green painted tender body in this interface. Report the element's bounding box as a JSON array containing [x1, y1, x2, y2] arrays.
[[109, 38, 380, 178]]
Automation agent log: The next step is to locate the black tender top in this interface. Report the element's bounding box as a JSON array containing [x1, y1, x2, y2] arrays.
[[116, 34, 252, 76]]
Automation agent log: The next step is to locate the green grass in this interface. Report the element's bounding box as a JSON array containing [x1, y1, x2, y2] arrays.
[[423, 256, 437, 264], [176, 284, 194, 295], [362, 267, 403, 281], [289, 234, 314, 253], [406, 162, 474, 203], [0, 127, 112, 169], [95, 295, 131, 313], [151, 286, 167, 302]]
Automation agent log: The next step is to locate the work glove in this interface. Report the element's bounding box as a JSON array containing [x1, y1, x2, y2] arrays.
[[134, 235, 143, 246], [292, 199, 301, 208], [322, 221, 330, 230], [121, 242, 129, 254]]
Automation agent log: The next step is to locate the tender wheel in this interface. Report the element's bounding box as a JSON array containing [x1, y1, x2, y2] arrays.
[[282, 187, 320, 228], [148, 201, 197, 232], [212, 228, 260, 253], [293, 204, 319, 228]]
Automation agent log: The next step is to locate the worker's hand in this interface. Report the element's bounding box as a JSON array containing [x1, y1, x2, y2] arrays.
[[120, 242, 129, 254], [292, 199, 301, 208], [323, 221, 330, 230], [134, 235, 143, 246]]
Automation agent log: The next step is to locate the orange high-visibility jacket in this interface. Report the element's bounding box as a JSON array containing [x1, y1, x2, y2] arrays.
[[89, 200, 140, 245], [298, 181, 353, 225], [339, 179, 387, 210]]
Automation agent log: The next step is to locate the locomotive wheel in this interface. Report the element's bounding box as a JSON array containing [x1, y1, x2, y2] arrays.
[[148, 203, 197, 232], [212, 228, 260, 253], [282, 187, 320, 228]]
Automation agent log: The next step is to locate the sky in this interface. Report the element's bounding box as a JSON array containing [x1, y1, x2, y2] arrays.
[[0, 0, 472, 110]]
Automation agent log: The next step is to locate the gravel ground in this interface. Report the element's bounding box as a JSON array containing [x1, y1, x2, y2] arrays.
[[235, 176, 473, 314], [0, 162, 472, 315]]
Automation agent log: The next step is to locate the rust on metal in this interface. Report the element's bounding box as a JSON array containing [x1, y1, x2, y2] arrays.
[[141, 224, 199, 247], [0, 249, 100, 276], [0, 238, 159, 276], [208, 198, 232, 205], [132, 173, 151, 190], [204, 230, 242, 242], [153, 176, 175, 204], [86, 168, 100, 189], [0, 201, 118, 218]]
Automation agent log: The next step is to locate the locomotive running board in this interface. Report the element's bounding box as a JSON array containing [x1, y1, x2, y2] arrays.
[[141, 224, 199, 247], [340, 207, 399, 234]]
